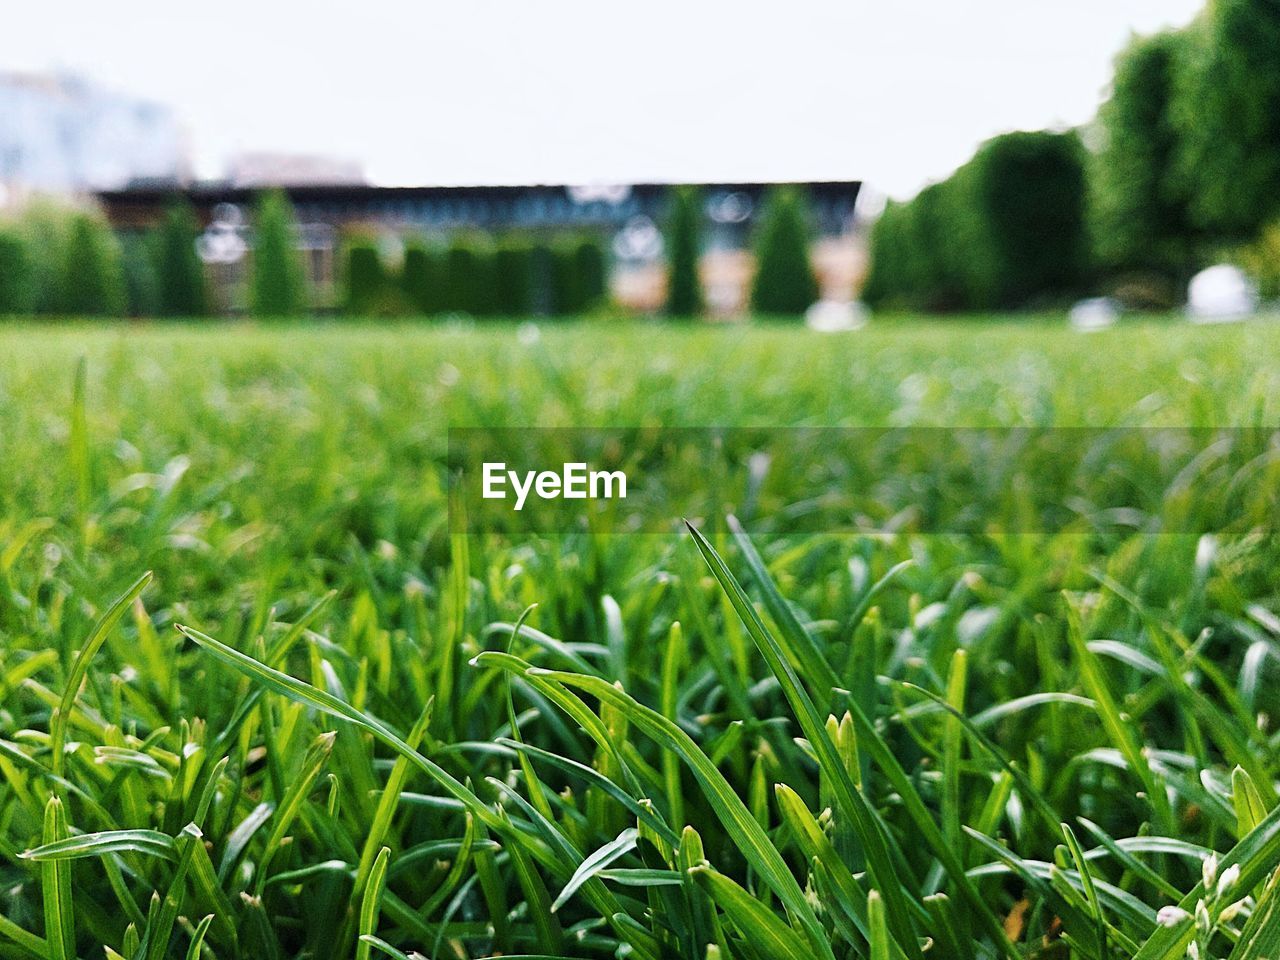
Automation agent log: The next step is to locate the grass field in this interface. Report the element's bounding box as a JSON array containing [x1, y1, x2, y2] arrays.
[[2, 317, 1280, 960]]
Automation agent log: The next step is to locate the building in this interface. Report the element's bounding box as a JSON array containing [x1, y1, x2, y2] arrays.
[[225, 152, 366, 188], [95, 180, 862, 313], [0, 72, 189, 198]]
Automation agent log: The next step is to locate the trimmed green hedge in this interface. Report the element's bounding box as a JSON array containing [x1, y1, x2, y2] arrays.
[[344, 239, 386, 313], [864, 130, 1090, 311]]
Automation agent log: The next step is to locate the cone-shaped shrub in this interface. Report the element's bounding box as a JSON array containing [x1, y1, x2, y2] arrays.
[[665, 186, 704, 317], [750, 187, 818, 315], [155, 199, 206, 316], [251, 190, 306, 317], [0, 226, 35, 315], [62, 212, 127, 317], [122, 234, 161, 317]]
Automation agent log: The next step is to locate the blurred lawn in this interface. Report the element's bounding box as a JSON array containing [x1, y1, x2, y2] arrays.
[[2, 314, 1276, 621]]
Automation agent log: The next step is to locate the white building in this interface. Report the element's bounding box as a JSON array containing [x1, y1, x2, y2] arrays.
[[0, 72, 189, 198]]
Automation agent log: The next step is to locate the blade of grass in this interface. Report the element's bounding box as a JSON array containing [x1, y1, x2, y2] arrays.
[[51, 571, 153, 780], [354, 846, 390, 960], [21, 828, 177, 863], [552, 828, 638, 913], [689, 863, 815, 960], [41, 796, 75, 960], [868, 890, 891, 960], [255, 731, 336, 892], [183, 915, 213, 960], [1065, 599, 1175, 832], [1060, 821, 1107, 956], [0, 913, 47, 960]]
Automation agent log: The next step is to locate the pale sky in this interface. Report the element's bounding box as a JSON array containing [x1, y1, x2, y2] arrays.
[[1, 0, 1203, 199]]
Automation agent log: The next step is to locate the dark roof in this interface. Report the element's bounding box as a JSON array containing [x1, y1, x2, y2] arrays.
[[97, 180, 860, 205]]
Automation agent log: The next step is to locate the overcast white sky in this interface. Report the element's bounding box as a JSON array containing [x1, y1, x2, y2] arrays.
[[2, 0, 1203, 199]]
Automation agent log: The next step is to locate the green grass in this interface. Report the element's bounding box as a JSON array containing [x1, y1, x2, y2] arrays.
[[1, 317, 1280, 960]]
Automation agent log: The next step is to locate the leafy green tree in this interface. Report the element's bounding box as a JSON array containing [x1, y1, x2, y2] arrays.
[[1094, 31, 1199, 281], [251, 190, 306, 317], [0, 226, 36, 315], [1174, 0, 1280, 240], [401, 242, 442, 315], [63, 213, 127, 317], [1236, 221, 1280, 299], [344, 238, 385, 313], [155, 199, 206, 316], [750, 187, 818, 315], [665, 186, 704, 316]]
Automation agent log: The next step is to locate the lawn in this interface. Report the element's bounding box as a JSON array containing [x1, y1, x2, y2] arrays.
[[2, 317, 1280, 960]]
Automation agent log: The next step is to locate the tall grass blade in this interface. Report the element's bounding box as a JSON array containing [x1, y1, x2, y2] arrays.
[[51, 570, 153, 780]]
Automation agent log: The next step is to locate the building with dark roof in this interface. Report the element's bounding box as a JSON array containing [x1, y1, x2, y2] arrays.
[[95, 180, 862, 314]]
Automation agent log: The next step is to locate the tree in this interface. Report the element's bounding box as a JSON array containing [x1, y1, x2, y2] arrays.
[[1174, 0, 1280, 240], [63, 212, 126, 317], [665, 186, 703, 316], [251, 190, 306, 317], [344, 238, 385, 313], [1093, 31, 1199, 282], [401, 242, 442, 315], [0, 226, 35, 315], [750, 187, 818, 315], [155, 199, 206, 316]]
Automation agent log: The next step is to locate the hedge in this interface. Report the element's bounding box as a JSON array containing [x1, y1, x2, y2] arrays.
[[864, 130, 1090, 311]]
